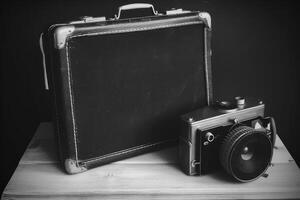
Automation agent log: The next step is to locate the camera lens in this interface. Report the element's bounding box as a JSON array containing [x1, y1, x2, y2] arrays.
[[220, 126, 273, 182]]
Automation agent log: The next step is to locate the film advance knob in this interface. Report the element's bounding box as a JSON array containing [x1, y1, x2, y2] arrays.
[[235, 96, 245, 108]]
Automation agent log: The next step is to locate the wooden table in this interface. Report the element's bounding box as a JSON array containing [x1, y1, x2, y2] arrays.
[[2, 123, 300, 199]]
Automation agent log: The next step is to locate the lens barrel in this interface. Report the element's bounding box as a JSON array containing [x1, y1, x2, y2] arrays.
[[220, 125, 273, 182]]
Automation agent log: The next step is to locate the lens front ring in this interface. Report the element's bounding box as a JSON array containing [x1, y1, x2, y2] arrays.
[[220, 125, 273, 182]]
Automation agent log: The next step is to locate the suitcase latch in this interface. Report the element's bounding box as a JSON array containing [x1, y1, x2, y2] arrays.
[[166, 8, 190, 15], [70, 16, 106, 24]]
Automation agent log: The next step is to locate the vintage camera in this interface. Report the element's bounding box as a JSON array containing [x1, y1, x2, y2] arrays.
[[179, 97, 276, 182]]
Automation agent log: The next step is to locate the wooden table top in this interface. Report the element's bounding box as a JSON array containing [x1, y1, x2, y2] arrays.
[[2, 123, 300, 199]]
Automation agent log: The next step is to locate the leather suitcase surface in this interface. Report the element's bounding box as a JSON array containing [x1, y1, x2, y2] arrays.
[[41, 4, 213, 173]]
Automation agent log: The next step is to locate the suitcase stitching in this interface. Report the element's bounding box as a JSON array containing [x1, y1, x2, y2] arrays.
[[70, 21, 202, 38], [65, 20, 202, 163], [83, 139, 174, 164], [66, 42, 79, 162]]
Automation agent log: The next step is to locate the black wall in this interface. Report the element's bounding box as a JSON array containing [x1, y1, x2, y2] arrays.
[[1, 0, 299, 192]]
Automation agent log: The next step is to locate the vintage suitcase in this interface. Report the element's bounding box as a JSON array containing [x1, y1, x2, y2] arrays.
[[40, 3, 213, 174]]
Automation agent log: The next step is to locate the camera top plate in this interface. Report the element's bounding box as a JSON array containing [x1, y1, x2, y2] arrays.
[[181, 97, 265, 131]]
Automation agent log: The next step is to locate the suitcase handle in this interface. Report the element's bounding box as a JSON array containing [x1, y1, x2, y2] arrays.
[[115, 3, 158, 19]]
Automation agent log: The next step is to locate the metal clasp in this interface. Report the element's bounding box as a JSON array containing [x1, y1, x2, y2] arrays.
[[166, 8, 190, 15], [69, 16, 106, 24], [191, 160, 200, 167]]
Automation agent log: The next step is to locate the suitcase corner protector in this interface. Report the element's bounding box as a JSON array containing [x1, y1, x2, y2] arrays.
[[64, 158, 87, 174], [54, 25, 75, 49], [198, 12, 211, 28]]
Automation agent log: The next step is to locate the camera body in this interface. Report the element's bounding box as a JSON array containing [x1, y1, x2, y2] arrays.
[[179, 97, 276, 182]]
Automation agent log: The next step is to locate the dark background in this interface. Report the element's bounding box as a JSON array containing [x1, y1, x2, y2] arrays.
[[1, 0, 299, 192]]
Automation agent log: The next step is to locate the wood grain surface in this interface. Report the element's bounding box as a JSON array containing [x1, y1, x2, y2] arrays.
[[2, 123, 300, 200]]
